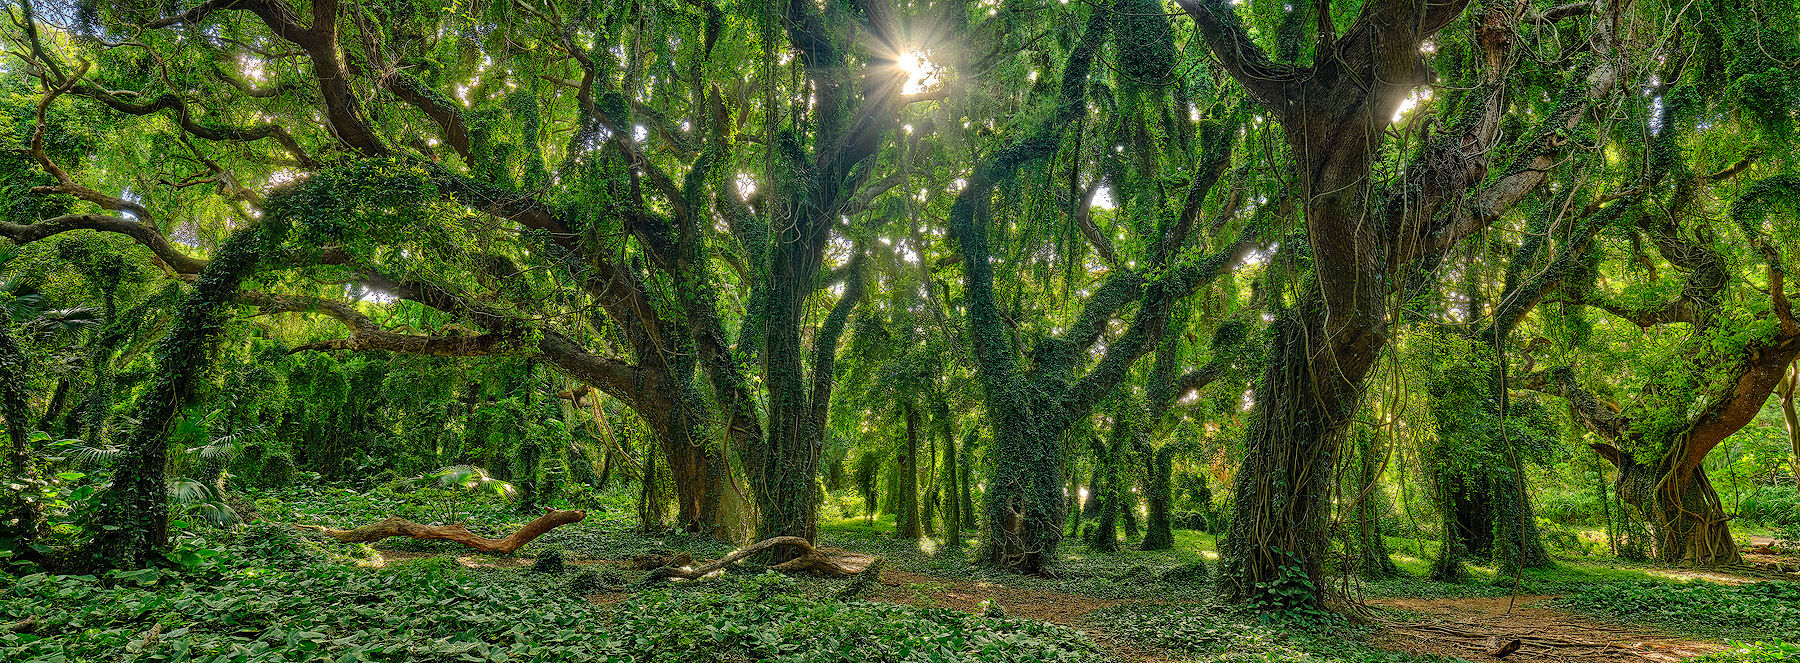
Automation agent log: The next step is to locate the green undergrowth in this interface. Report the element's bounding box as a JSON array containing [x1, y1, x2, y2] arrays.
[[2, 555, 1105, 663], [241, 481, 721, 561], [1084, 603, 1465, 663], [1551, 581, 1800, 641], [1354, 560, 1674, 599], [816, 516, 1217, 600], [1682, 641, 1800, 662]]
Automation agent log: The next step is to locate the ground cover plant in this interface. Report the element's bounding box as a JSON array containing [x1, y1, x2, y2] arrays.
[[1553, 581, 1800, 640], [4, 0, 1800, 660]]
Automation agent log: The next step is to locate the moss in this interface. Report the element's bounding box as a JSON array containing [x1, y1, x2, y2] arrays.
[[1113, 0, 1176, 86]]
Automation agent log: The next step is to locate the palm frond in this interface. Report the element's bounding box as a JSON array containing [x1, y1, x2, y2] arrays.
[[168, 478, 242, 529], [424, 465, 517, 500], [67, 444, 124, 467], [168, 477, 224, 505], [186, 501, 242, 529]]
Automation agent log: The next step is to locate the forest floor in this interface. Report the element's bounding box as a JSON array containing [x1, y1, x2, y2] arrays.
[[361, 514, 1794, 663], [364, 542, 1768, 663], [1370, 595, 1723, 662], [11, 486, 1799, 662]]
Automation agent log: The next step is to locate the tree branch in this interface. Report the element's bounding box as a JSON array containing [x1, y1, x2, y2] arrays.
[[0, 214, 206, 275], [1172, 0, 1299, 105]]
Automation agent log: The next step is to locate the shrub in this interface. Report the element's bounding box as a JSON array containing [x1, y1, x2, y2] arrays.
[[565, 569, 611, 596], [261, 452, 295, 489], [1540, 522, 1604, 558], [531, 549, 566, 574], [1736, 484, 1799, 527], [226, 522, 328, 569]]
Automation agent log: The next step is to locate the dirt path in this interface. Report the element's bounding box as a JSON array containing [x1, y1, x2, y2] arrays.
[[1370, 595, 1724, 662]]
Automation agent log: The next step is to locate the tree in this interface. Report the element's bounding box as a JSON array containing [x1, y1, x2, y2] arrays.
[[2, 0, 918, 564], [1524, 167, 1800, 564], [946, 1, 1262, 575], [1175, 0, 1641, 608]]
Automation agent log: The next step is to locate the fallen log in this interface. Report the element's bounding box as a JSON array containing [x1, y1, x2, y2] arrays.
[[294, 508, 586, 554], [645, 536, 873, 581]]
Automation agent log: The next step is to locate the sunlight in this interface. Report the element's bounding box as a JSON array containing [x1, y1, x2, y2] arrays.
[[735, 172, 758, 200], [1393, 89, 1433, 123], [897, 50, 941, 95], [1091, 185, 1116, 210]]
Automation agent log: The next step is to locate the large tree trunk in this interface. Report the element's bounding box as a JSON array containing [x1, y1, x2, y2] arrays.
[[983, 406, 1063, 574], [0, 322, 45, 551], [942, 413, 962, 546], [656, 417, 723, 535], [1139, 446, 1175, 551], [750, 242, 825, 551], [1221, 306, 1384, 606], [1090, 409, 1127, 553], [1430, 471, 1494, 581], [1492, 463, 1552, 573], [1600, 444, 1742, 566], [93, 224, 274, 569], [897, 402, 923, 540]]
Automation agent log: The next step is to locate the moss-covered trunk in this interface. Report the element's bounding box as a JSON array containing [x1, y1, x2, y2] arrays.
[[1090, 407, 1129, 553], [943, 415, 962, 546], [1, 321, 44, 550], [91, 224, 274, 569], [1139, 446, 1175, 551], [1222, 305, 1383, 607], [897, 402, 923, 540]]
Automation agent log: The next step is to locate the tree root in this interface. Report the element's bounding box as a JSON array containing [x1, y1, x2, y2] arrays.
[[644, 536, 876, 581], [293, 508, 586, 554]]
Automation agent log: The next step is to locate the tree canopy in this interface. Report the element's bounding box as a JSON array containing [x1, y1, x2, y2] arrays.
[[2, 0, 1798, 615]]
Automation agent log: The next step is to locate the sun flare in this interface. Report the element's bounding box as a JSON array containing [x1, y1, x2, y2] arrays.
[[897, 50, 941, 95]]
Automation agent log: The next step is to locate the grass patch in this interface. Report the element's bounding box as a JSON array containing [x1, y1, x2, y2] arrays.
[[1355, 560, 1674, 599]]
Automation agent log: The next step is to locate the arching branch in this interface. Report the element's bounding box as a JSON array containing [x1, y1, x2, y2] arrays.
[[0, 214, 207, 275], [242, 291, 528, 357], [149, 0, 387, 156], [63, 84, 316, 168]]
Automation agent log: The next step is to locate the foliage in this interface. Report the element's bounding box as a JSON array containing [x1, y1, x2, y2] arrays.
[[1686, 641, 1800, 663], [1085, 603, 1461, 662], [1553, 581, 1800, 640], [1, 563, 1107, 663]]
